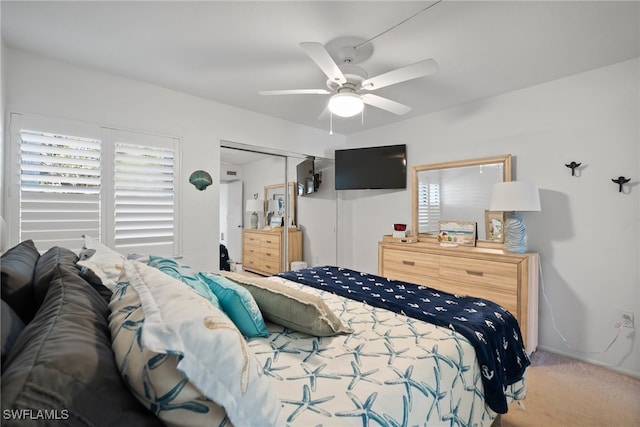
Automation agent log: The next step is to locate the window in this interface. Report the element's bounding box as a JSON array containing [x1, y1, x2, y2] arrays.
[[9, 113, 180, 255], [18, 129, 102, 249], [112, 133, 178, 253], [418, 180, 441, 234]]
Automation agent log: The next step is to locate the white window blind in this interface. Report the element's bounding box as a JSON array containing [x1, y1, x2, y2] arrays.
[[113, 142, 176, 252], [19, 129, 101, 249], [418, 181, 441, 233], [11, 114, 181, 256]]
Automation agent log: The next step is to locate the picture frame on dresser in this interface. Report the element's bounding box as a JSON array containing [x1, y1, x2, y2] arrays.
[[437, 221, 477, 247], [484, 210, 506, 243], [264, 182, 296, 226]]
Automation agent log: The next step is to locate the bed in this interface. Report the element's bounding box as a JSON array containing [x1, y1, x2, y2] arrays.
[[1, 238, 528, 427]]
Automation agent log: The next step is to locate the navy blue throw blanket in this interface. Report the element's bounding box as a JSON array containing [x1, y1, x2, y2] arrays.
[[278, 266, 530, 414]]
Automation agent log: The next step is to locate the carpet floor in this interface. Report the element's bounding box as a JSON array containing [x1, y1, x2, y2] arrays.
[[500, 350, 640, 427]]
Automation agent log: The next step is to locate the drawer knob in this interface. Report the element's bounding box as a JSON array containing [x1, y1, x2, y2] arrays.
[[466, 270, 484, 277], [402, 260, 415, 266]]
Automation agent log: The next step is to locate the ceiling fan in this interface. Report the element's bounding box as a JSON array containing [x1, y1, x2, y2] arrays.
[[259, 42, 439, 118]]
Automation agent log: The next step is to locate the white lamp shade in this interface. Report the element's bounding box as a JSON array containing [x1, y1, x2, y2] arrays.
[[245, 199, 263, 212], [266, 199, 279, 212], [490, 181, 541, 212], [329, 92, 364, 117]]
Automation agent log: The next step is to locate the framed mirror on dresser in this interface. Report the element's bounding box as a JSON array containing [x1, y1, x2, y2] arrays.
[[412, 154, 511, 245], [380, 154, 539, 354]]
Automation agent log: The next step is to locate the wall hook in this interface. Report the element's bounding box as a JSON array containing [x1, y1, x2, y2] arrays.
[[611, 176, 630, 193], [564, 161, 581, 176]]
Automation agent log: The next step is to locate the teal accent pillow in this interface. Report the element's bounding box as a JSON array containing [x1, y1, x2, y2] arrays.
[[198, 272, 269, 338], [148, 256, 221, 310]]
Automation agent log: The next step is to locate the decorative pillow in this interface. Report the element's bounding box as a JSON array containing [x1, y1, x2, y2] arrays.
[[198, 272, 269, 338], [0, 240, 41, 324], [220, 271, 354, 337], [32, 246, 79, 307], [77, 235, 125, 291], [118, 261, 282, 426], [1, 264, 163, 426], [109, 269, 229, 426], [148, 256, 221, 309], [1, 300, 25, 368]]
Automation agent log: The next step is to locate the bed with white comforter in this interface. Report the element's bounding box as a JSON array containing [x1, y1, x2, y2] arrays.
[[246, 271, 527, 426]]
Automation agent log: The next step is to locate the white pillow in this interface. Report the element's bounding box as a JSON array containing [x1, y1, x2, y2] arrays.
[[77, 235, 125, 291], [120, 260, 283, 426], [109, 274, 229, 426]]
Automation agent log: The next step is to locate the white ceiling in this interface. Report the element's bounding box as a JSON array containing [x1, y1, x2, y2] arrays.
[[2, 1, 639, 136]]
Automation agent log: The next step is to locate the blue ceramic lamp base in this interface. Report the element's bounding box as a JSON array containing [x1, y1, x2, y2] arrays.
[[504, 211, 528, 253]]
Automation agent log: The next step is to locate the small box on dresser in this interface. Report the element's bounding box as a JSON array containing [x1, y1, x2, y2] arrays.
[[379, 240, 539, 354]]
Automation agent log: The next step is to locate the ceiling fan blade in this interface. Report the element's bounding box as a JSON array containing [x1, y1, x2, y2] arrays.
[[317, 106, 330, 121], [300, 42, 347, 85], [259, 89, 330, 96], [361, 59, 439, 90], [362, 94, 412, 115]]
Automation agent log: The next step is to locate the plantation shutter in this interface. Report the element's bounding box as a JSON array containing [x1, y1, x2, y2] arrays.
[[19, 129, 101, 250], [11, 114, 181, 256], [111, 130, 179, 255], [418, 181, 441, 234]]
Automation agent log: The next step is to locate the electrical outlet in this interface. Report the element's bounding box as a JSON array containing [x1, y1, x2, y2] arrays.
[[620, 311, 635, 329]]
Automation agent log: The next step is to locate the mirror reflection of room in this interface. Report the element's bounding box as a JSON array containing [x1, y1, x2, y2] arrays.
[[219, 144, 337, 276]]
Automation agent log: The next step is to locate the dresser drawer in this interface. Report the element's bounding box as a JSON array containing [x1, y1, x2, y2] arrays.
[[244, 234, 261, 249], [243, 254, 261, 271], [260, 235, 280, 252], [259, 259, 281, 276], [439, 257, 517, 290], [243, 244, 261, 258], [381, 248, 439, 286], [438, 278, 517, 316]]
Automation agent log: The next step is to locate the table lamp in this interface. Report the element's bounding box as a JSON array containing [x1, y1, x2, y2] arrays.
[[266, 199, 279, 226], [489, 181, 541, 253], [245, 199, 263, 229]]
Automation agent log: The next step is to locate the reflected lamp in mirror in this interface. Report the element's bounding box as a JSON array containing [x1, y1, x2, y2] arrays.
[[246, 199, 264, 229], [490, 181, 541, 253], [189, 170, 213, 191], [266, 199, 279, 226]]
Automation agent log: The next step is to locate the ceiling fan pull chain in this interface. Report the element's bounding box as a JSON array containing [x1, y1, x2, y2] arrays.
[[329, 111, 333, 135]]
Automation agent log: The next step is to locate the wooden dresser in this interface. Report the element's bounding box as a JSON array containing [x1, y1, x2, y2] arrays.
[[379, 240, 539, 353], [242, 228, 302, 276]]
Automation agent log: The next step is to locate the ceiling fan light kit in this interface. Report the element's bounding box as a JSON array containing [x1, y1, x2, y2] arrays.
[[259, 2, 444, 129], [329, 92, 364, 117]]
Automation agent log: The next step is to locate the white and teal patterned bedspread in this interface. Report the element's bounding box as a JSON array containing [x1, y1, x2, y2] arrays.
[[248, 276, 527, 427]]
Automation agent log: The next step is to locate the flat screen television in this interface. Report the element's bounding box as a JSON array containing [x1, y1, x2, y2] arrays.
[[296, 158, 318, 196], [335, 144, 407, 190]]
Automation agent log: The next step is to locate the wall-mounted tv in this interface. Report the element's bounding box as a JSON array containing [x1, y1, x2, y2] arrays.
[[335, 144, 407, 190], [296, 158, 320, 196]]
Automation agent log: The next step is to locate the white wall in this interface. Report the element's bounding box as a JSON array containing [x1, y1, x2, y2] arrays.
[[3, 48, 343, 271], [296, 159, 337, 267], [342, 58, 640, 377]]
